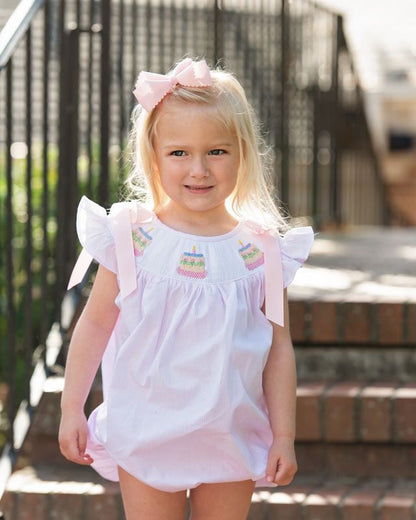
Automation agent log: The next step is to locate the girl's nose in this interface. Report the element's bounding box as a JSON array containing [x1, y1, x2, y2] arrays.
[[190, 156, 209, 177]]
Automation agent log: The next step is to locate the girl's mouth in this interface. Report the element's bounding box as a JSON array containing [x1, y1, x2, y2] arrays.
[[184, 185, 214, 193]]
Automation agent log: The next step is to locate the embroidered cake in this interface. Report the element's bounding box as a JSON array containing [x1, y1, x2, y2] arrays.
[[177, 246, 207, 279], [132, 226, 153, 256], [238, 240, 264, 270]]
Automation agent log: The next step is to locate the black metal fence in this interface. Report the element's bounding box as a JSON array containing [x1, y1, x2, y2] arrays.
[[0, 0, 388, 487]]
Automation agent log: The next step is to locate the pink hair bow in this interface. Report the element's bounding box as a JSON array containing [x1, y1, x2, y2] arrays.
[[133, 58, 212, 112]]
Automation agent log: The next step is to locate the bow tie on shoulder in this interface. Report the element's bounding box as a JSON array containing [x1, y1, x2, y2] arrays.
[[133, 58, 212, 112]]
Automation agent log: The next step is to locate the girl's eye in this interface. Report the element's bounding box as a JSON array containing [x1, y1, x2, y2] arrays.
[[209, 149, 226, 156], [171, 150, 186, 157]]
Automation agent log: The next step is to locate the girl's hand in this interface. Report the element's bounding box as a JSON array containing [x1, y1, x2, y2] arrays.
[[58, 410, 94, 466], [265, 436, 297, 486]]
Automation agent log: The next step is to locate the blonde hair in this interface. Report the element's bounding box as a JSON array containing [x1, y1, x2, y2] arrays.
[[125, 61, 288, 232]]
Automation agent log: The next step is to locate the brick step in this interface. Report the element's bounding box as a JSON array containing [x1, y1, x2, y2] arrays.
[[18, 378, 416, 481], [295, 345, 416, 381], [251, 476, 416, 520], [0, 464, 124, 520], [289, 299, 416, 347], [28, 378, 416, 444], [14, 376, 102, 470], [297, 442, 416, 479], [296, 381, 416, 444], [1, 466, 416, 520]]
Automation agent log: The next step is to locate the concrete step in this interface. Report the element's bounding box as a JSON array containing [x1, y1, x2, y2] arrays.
[[295, 345, 416, 381], [251, 476, 416, 520], [1, 466, 416, 520]]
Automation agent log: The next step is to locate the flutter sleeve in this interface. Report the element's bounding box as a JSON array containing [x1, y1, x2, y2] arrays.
[[279, 226, 314, 288], [76, 196, 117, 273]]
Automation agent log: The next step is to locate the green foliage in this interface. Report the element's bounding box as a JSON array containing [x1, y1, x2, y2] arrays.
[[0, 141, 122, 408]]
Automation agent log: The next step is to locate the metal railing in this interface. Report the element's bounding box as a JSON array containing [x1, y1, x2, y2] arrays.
[[0, 0, 388, 494]]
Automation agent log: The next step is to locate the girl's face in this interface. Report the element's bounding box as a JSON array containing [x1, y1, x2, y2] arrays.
[[152, 101, 239, 222]]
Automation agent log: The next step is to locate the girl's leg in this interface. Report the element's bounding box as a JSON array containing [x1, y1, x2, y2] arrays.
[[118, 466, 188, 520], [189, 480, 255, 520]]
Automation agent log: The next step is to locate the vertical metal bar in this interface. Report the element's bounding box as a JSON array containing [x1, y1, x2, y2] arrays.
[[146, 0, 152, 70], [132, 0, 138, 87], [330, 15, 341, 224], [24, 27, 34, 399], [40, 0, 50, 359], [213, 0, 223, 65], [57, 25, 80, 305], [99, 0, 111, 206], [118, 0, 125, 184], [182, 0, 188, 58], [5, 60, 16, 447], [170, 1, 176, 65], [280, 0, 289, 205], [55, 0, 66, 318], [312, 83, 319, 224], [87, 0, 94, 197], [158, 3, 165, 70]]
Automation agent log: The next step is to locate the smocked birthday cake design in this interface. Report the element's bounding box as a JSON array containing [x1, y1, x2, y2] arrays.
[[177, 246, 207, 279], [132, 226, 153, 256], [238, 240, 264, 270]]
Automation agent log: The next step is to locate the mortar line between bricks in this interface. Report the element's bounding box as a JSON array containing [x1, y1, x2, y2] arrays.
[[300, 479, 326, 520], [12, 492, 18, 520], [336, 482, 357, 520], [81, 492, 87, 520], [370, 301, 378, 344], [118, 491, 127, 520], [44, 493, 52, 520], [413, 483, 416, 520], [321, 381, 337, 442], [374, 481, 394, 520], [304, 299, 313, 343], [11, 493, 18, 520], [403, 301, 409, 342], [355, 382, 368, 442], [336, 301, 344, 342], [391, 382, 401, 443]]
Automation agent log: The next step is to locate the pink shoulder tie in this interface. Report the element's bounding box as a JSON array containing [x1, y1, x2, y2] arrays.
[[67, 201, 154, 300], [67, 248, 94, 290], [133, 57, 212, 112], [246, 222, 285, 327]]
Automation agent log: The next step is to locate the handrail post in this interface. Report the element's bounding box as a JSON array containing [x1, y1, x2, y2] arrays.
[[98, 0, 111, 207], [213, 0, 223, 66], [280, 0, 290, 206], [56, 25, 80, 309]]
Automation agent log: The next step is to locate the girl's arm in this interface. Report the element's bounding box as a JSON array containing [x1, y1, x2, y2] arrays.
[[59, 264, 120, 465], [262, 290, 298, 485]]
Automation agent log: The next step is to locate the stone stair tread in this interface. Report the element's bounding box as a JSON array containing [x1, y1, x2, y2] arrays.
[[0, 464, 124, 520], [252, 476, 416, 518], [2, 466, 416, 519], [4, 464, 119, 494]]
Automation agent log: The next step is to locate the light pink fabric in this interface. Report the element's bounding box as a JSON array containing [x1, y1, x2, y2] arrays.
[[68, 197, 297, 327], [132, 58, 212, 112], [73, 197, 313, 492]]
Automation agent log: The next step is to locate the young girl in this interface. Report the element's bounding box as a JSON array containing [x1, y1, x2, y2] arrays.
[[59, 57, 314, 520]]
